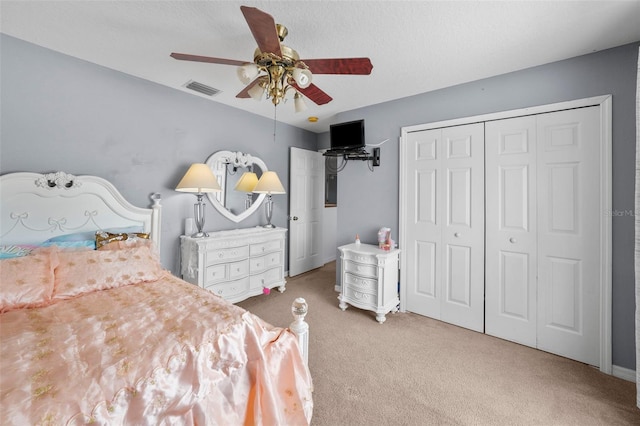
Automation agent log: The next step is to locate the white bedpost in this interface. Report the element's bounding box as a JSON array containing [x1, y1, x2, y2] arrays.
[[290, 297, 309, 365], [149, 193, 162, 253]]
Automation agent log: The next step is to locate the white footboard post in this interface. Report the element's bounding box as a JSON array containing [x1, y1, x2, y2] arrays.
[[290, 297, 309, 365]]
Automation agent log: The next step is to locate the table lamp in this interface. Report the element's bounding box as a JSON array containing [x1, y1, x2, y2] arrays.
[[253, 171, 285, 228], [176, 163, 221, 237]]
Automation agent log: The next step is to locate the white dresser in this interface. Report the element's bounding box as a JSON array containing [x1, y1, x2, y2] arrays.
[[180, 227, 287, 303], [338, 243, 400, 324]]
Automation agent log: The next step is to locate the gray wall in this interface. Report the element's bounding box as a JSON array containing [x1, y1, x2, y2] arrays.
[[327, 42, 639, 371], [0, 34, 317, 273], [2, 33, 638, 371]]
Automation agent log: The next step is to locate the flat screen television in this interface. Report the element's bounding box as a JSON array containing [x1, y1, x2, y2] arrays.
[[330, 119, 365, 152]]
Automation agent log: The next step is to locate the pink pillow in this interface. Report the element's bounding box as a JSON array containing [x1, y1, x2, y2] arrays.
[[54, 245, 164, 299], [0, 247, 58, 312]]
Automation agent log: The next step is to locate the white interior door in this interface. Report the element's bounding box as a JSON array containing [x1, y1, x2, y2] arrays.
[[485, 115, 538, 347], [289, 147, 324, 277], [404, 123, 485, 332], [536, 106, 601, 366]]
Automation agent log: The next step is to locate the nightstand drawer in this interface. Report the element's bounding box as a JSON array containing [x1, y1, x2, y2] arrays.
[[342, 286, 377, 309], [207, 245, 249, 265], [343, 251, 377, 266], [250, 266, 284, 288], [344, 272, 378, 294], [206, 277, 250, 299], [344, 261, 378, 278], [250, 251, 282, 273], [250, 239, 283, 256]]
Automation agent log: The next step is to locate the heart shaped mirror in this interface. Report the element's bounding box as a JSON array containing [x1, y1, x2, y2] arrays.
[[205, 151, 267, 223]]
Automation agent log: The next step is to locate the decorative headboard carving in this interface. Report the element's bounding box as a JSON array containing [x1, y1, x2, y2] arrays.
[[0, 172, 161, 250], [35, 171, 81, 190]]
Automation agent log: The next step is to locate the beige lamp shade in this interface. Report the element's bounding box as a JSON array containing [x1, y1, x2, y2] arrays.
[[175, 163, 221, 193], [253, 171, 286, 194], [234, 172, 259, 193]]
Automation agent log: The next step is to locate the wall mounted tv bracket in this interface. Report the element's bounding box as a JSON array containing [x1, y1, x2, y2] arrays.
[[343, 147, 380, 166]]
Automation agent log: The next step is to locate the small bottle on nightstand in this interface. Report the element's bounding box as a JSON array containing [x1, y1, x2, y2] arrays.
[[355, 234, 361, 245]]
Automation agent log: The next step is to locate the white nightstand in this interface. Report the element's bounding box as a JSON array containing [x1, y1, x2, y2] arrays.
[[338, 243, 400, 323], [180, 227, 287, 303]]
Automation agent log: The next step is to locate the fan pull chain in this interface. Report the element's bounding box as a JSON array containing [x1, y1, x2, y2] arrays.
[[273, 106, 278, 143]]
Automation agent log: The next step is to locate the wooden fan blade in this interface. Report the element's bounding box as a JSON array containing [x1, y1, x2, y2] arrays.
[[235, 78, 261, 99], [170, 52, 247, 66], [240, 6, 282, 57], [301, 58, 373, 75], [293, 83, 333, 105]]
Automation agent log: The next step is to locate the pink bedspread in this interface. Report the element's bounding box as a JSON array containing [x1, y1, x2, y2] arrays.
[[0, 273, 313, 425]]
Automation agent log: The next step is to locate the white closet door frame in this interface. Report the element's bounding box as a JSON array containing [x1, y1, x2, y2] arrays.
[[399, 95, 612, 375]]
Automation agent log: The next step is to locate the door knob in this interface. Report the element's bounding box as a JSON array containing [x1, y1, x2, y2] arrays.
[[509, 237, 517, 243], [454, 232, 460, 238], [289, 216, 299, 221]]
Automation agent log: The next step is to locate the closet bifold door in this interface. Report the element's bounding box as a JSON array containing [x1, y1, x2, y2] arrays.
[[485, 106, 601, 367], [485, 116, 538, 347], [404, 123, 485, 332], [535, 106, 601, 367]]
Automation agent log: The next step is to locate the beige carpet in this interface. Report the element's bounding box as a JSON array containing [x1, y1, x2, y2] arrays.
[[238, 262, 639, 425]]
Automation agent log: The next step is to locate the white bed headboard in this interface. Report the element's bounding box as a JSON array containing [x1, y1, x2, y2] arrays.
[[0, 171, 161, 250]]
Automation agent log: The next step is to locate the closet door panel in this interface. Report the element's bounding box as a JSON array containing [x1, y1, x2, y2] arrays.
[[485, 116, 537, 346], [405, 129, 443, 318], [536, 106, 600, 367], [440, 124, 484, 332]]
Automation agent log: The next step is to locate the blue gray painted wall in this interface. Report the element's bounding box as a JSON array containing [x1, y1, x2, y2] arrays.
[[1, 34, 317, 274], [325, 42, 639, 371]]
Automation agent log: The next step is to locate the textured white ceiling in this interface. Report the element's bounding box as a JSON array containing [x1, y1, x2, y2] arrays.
[[2, 1, 640, 133]]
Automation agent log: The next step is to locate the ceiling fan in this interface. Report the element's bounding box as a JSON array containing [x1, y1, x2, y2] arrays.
[[170, 5, 373, 111]]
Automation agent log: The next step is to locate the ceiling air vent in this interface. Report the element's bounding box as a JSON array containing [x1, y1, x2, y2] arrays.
[[184, 80, 220, 97]]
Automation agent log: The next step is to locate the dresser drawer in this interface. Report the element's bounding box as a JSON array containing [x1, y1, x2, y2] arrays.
[[205, 264, 226, 284], [344, 261, 378, 278], [250, 239, 283, 256], [205, 259, 249, 284], [250, 266, 284, 288], [205, 277, 250, 299], [207, 245, 249, 265], [250, 251, 282, 273], [344, 272, 378, 294], [343, 251, 377, 266], [228, 259, 250, 280]]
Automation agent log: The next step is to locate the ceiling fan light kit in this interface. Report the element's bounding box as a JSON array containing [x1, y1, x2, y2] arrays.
[[170, 5, 373, 112]]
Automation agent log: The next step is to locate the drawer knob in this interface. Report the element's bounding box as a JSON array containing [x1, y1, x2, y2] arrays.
[[509, 237, 517, 244], [454, 232, 460, 238]]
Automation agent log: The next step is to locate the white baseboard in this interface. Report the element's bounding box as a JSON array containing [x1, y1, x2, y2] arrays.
[[324, 255, 336, 264], [612, 365, 636, 382]]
